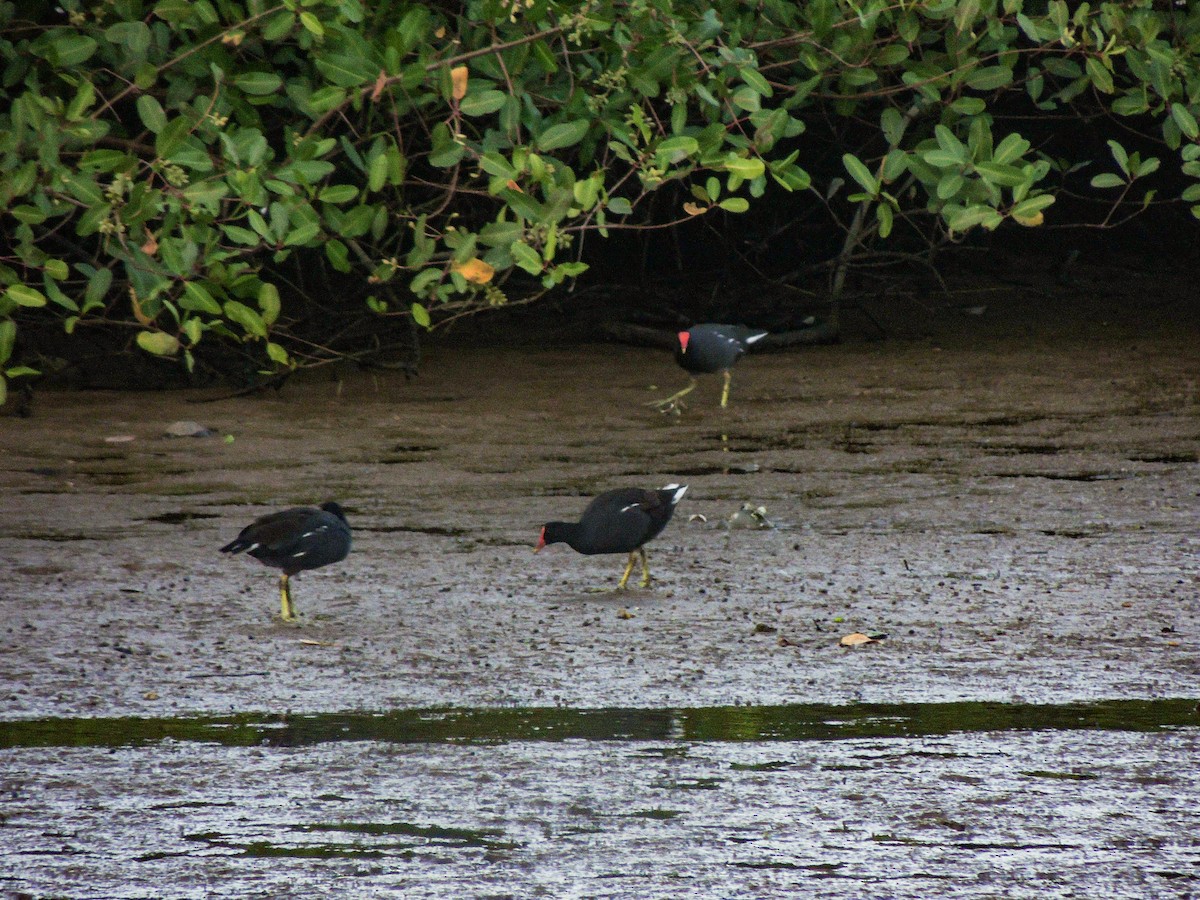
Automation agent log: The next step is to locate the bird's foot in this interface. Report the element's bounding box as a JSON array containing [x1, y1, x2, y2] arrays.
[[645, 395, 686, 415], [646, 380, 697, 415]]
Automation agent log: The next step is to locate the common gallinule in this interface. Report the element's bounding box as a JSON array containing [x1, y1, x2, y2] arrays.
[[220, 502, 351, 621], [652, 323, 768, 411], [536, 483, 688, 588]]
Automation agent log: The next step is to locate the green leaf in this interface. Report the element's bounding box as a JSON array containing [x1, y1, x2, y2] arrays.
[[511, 241, 543, 275], [137, 96, 168, 134], [880, 108, 906, 147], [136, 331, 180, 356], [410, 269, 440, 296], [5, 285, 47, 308], [156, 117, 193, 158], [1171, 104, 1199, 140], [537, 120, 590, 153], [180, 282, 222, 315], [235, 72, 283, 96], [181, 317, 203, 345], [876, 202, 893, 238], [66, 81, 96, 120], [367, 152, 389, 192], [718, 197, 749, 213], [460, 90, 508, 116], [318, 184, 360, 203], [1011, 194, 1056, 218], [10, 206, 47, 225], [739, 66, 773, 98], [935, 171, 963, 199], [44, 259, 69, 281], [300, 11, 325, 36], [153, 0, 196, 23], [946, 204, 1003, 233], [993, 133, 1031, 166], [266, 342, 290, 364], [657, 136, 699, 159], [225, 300, 267, 338], [973, 162, 1027, 188], [922, 149, 963, 168], [0, 319, 14, 365], [1085, 57, 1114, 94], [842, 153, 878, 194], [1111, 93, 1148, 117], [410, 302, 431, 328], [258, 282, 281, 325], [1090, 173, 1126, 189], [725, 156, 765, 180], [965, 66, 1013, 91], [48, 34, 98, 67], [1107, 139, 1129, 175], [607, 196, 632, 215]]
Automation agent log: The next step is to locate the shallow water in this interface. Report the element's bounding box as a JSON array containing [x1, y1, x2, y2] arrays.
[[3, 701, 1197, 899]]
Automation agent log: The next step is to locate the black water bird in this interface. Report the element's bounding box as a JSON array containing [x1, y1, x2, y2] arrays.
[[536, 484, 688, 588], [220, 502, 351, 620], [652, 323, 769, 412]]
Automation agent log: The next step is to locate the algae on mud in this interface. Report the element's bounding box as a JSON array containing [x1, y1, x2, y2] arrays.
[[2, 698, 1197, 750]]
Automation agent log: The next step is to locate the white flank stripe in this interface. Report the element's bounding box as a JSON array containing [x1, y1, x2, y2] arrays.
[[246, 543, 260, 552], [744, 331, 769, 344], [620, 503, 641, 513], [291, 551, 307, 558]]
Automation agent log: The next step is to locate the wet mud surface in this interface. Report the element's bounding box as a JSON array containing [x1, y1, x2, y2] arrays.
[[2, 298, 1199, 896]]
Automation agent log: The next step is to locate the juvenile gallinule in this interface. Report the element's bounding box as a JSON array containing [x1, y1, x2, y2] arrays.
[[652, 323, 768, 411], [220, 502, 351, 621], [536, 483, 688, 588]]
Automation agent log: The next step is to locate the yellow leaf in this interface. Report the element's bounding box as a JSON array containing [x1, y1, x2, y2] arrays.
[[1013, 211, 1044, 227], [451, 65, 468, 101], [683, 201, 708, 216], [452, 257, 495, 284], [221, 31, 245, 47], [839, 632, 877, 647], [141, 227, 158, 256]]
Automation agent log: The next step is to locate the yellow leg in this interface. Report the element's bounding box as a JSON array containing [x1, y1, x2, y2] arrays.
[[647, 376, 698, 414], [279, 573, 296, 621], [638, 548, 651, 588], [617, 552, 637, 589], [720, 370, 732, 408]]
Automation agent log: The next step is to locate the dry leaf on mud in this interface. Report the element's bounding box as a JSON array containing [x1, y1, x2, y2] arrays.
[[451, 65, 469, 101], [299, 639, 338, 647], [617, 608, 635, 620], [840, 632, 878, 647], [452, 257, 495, 284]]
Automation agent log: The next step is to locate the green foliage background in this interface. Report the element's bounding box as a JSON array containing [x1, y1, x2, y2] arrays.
[[1, 0, 1197, 402]]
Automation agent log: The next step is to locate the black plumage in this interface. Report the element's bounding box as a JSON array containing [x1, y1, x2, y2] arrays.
[[655, 323, 768, 410], [536, 484, 688, 588], [220, 501, 351, 620]]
